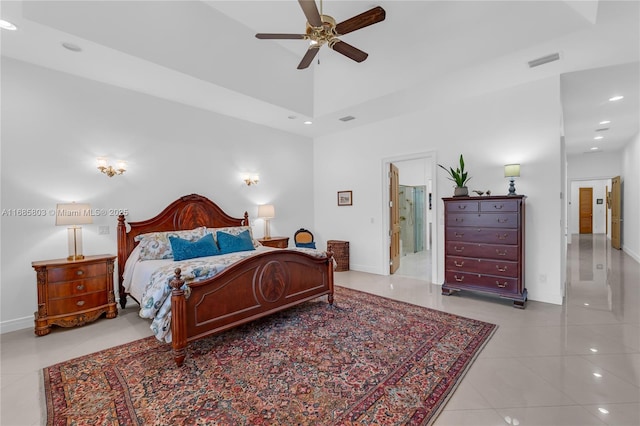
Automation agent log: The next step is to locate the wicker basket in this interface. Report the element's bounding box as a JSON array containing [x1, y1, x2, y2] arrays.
[[327, 240, 349, 272]]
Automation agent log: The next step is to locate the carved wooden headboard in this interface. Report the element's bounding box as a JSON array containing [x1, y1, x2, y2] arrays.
[[116, 194, 249, 305]]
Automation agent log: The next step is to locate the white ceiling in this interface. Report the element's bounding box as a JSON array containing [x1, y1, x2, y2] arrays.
[[1, 1, 638, 155]]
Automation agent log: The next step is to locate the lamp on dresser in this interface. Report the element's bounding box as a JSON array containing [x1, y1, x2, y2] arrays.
[[504, 164, 520, 196], [56, 202, 92, 260], [257, 204, 275, 239]]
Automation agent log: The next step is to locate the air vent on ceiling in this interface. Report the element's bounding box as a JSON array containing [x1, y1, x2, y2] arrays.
[[595, 127, 610, 132], [339, 115, 356, 122], [528, 53, 560, 68]]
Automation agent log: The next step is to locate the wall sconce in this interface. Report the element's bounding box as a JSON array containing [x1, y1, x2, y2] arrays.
[[504, 164, 521, 196], [243, 174, 259, 186], [97, 157, 127, 177], [55, 203, 93, 261], [257, 204, 275, 239]]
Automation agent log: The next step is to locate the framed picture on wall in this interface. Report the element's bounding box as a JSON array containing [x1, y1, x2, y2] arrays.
[[337, 190, 352, 206]]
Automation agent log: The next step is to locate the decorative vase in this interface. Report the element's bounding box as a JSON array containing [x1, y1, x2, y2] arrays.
[[454, 186, 469, 197]]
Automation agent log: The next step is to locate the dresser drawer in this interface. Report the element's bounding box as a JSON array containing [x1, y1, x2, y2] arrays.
[[446, 256, 519, 277], [47, 277, 108, 299], [479, 200, 520, 212], [47, 262, 107, 283], [447, 213, 518, 228], [446, 242, 519, 261], [446, 227, 518, 245], [446, 201, 478, 212], [445, 271, 519, 294], [48, 292, 108, 316]]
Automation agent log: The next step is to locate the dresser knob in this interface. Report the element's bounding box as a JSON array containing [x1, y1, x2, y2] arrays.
[[76, 270, 84, 276], [497, 218, 508, 223], [497, 233, 508, 240], [454, 275, 464, 282], [454, 261, 464, 267], [76, 284, 84, 291], [496, 250, 507, 256], [457, 205, 467, 209], [454, 246, 464, 252], [454, 232, 464, 238], [76, 300, 85, 306], [496, 265, 508, 272], [494, 204, 504, 209], [455, 218, 464, 222], [496, 281, 507, 288]]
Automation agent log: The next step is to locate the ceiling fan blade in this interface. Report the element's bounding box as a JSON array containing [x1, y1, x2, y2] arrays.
[[330, 40, 368, 63], [297, 47, 320, 69], [335, 6, 386, 36], [256, 33, 306, 40], [298, 0, 323, 27]]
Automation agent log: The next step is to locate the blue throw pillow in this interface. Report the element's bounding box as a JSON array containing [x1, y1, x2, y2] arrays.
[[295, 242, 316, 249], [216, 229, 256, 254], [169, 233, 220, 261]]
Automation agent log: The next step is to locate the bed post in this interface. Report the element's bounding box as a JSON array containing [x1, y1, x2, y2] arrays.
[[326, 251, 335, 305], [170, 268, 188, 367], [117, 214, 128, 309]]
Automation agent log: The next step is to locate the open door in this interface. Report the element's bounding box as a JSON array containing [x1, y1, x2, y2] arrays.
[[611, 176, 621, 249], [390, 163, 400, 273], [579, 187, 593, 234]]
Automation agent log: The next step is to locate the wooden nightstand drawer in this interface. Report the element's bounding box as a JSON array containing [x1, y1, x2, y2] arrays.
[[32, 254, 117, 335], [259, 237, 289, 249], [48, 292, 108, 316], [47, 262, 106, 283], [47, 276, 108, 299]]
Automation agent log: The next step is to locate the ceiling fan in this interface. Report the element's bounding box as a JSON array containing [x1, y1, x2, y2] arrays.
[[255, 0, 386, 69]]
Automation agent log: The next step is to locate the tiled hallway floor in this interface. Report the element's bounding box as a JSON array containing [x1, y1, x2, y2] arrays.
[[1, 234, 638, 425]]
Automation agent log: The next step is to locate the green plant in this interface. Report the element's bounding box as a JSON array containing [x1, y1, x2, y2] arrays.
[[438, 154, 471, 187]]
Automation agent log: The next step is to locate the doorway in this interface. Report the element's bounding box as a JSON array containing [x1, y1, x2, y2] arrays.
[[383, 153, 437, 283]]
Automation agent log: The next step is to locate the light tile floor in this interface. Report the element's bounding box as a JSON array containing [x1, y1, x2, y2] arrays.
[[1, 234, 639, 425]]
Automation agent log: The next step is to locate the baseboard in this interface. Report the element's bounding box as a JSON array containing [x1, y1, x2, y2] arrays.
[[623, 246, 640, 264], [0, 315, 33, 334]]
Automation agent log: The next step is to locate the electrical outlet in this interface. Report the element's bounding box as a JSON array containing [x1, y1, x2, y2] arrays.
[[98, 226, 110, 235]]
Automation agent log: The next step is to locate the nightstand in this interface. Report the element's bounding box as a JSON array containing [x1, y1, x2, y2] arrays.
[[32, 254, 118, 336], [258, 236, 289, 249]]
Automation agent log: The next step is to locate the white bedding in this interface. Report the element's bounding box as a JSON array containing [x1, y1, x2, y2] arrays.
[[122, 245, 328, 343]]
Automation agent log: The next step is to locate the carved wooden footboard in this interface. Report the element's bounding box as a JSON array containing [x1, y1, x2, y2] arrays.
[[170, 249, 334, 366]]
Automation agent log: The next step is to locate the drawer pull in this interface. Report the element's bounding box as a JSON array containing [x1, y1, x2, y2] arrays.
[[454, 246, 464, 253], [454, 275, 464, 282], [76, 300, 85, 307], [496, 281, 507, 288], [455, 218, 464, 222], [454, 232, 464, 238], [454, 260, 464, 267], [457, 205, 467, 210], [497, 233, 508, 240], [496, 265, 508, 272], [494, 204, 504, 210], [76, 284, 84, 291], [496, 250, 507, 256], [497, 218, 509, 223], [76, 270, 84, 276]]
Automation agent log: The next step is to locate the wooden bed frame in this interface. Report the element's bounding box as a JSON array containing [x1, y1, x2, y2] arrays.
[[117, 194, 334, 366]]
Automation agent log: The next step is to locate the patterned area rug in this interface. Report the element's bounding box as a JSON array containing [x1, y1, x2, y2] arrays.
[[43, 286, 496, 425]]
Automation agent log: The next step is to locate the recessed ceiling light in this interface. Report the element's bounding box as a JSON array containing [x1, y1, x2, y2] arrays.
[[591, 147, 599, 151], [62, 42, 82, 52], [584, 302, 590, 306], [599, 120, 611, 125], [590, 348, 598, 353], [0, 19, 17, 31], [598, 408, 609, 414], [609, 95, 624, 102], [594, 136, 604, 140], [303, 121, 313, 125], [593, 372, 603, 378]]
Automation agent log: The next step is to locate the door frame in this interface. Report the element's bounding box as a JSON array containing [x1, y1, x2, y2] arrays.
[[567, 176, 613, 244], [381, 151, 438, 284]]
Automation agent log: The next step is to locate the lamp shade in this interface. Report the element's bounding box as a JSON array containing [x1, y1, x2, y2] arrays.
[[504, 164, 521, 178], [257, 204, 275, 219], [55, 203, 93, 226]]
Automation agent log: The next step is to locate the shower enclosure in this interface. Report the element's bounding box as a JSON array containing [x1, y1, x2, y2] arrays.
[[398, 185, 426, 255]]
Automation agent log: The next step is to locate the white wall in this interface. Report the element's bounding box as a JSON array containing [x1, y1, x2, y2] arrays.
[[0, 58, 315, 332], [314, 77, 564, 305], [621, 132, 640, 261]]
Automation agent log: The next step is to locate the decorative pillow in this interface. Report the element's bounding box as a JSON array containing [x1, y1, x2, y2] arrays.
[[206, 226, 260, 248], [135, 227, 206, 260], [216, 229, 256, 254], [169, 234, 220, 261], [295, 242, 317, 249]]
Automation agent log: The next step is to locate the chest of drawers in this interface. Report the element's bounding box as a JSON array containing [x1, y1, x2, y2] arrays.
[[442, 195, 527, 308], [32, 254, 118, 335]]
